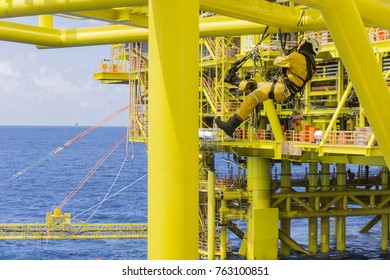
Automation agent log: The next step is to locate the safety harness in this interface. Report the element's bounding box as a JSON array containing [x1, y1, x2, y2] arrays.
[[269, 49, 316, 101]]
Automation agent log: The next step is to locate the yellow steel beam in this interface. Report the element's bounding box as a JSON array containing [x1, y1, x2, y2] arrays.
[[0, 0, 148, 18], [0, 18, 271, 47], [0, 20, 61, 45], [148, 0, 199, 260], [319, 82, 353, 151], [0, 223, 148, 240], [200, 0, 308, 32], [66, 8, 148, 28], [297, 0, 390, 168], [354, 0, 390, 31], [0, 0, 389, 32]]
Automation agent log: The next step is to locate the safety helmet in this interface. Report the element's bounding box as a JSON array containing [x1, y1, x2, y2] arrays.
[[302, 37, 321, 55]]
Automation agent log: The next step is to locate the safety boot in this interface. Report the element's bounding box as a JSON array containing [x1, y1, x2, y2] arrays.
[[215, 114, 243, 137]]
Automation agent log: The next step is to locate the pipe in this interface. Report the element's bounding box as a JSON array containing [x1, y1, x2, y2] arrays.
[[0, 20, 60, 45], [0, 19, 272, 47], [0, 0, 148, 18], [200, 0, 303, 32]]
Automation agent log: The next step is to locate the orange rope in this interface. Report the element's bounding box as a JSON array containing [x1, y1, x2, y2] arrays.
[[59, 104, 129, 151], [58, 133, 127, 210], [0, 104, 129, 188]]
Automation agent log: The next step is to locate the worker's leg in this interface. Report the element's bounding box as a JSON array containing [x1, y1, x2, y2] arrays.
[[216, 81, 287, 137], [215, 82, 270, 137], [236, 82, 272, 120]]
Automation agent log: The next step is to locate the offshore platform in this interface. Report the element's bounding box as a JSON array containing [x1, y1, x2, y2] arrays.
[[1, 1, 390, 260]]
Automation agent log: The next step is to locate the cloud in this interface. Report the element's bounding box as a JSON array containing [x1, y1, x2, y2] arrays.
[[0, 34, 128, 126], [0, 60, 20, 78]]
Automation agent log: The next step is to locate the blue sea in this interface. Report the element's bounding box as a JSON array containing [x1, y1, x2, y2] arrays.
[[0, 126, 389, 260], [0, 126, 147, 260]]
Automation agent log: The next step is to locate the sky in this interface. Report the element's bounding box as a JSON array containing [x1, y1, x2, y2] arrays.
[[0, 17, 129, 126]]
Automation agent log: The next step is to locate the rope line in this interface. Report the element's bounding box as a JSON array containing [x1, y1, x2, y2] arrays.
[[67, 173, 148, 223], [57, 132, 127, 210], [0, 104, 129, 188], [83, 155, 128, 223]]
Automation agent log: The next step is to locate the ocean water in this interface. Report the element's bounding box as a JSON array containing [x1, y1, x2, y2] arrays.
[[0, 126, 388, 260], [0, 126, 147, 260]]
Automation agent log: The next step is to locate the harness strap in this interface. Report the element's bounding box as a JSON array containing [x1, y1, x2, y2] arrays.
[[282, 51, 316, 95], [268, 79, 278, 100]]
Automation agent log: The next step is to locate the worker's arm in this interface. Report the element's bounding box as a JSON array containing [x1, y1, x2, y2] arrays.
[[273, 54, 293, 68]]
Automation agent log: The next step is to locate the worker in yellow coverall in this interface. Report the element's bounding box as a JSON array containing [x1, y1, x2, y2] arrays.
[[215, 37, 321, 137]]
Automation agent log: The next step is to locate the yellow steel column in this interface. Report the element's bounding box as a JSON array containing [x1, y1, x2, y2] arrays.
[[264, 100, 284, 142], [280, 160, 291, 256], [381, 167, 389, 251], [38, 15, 52, 28], [148, 0, 199, 260], [320, 163, 330, 253], [297, 0, 390, 168], [247, 157, 278, 260], [308, 162, 318, 254], [336, 164, 346, 252], [219, 199, 228, 260], [208, 169, 216, 260]]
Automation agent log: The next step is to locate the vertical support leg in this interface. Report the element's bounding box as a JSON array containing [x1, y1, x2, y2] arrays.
[[208, 169, 216, 260], [246, 157, 278, 260], [308, 162, 318, 254], [320, 163, 330, 253], [280, 160, 291, 256], [219, 199, 228, 260], [148, 0, 199, 259], [38, 15, 53, 28], [298, 0, 390, 167], [336, 163, 346, 252], [382, 167, 389, 251]]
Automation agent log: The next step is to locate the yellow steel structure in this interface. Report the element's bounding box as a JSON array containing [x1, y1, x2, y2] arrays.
[[0, 209, 147, 240], [147, 0, 199, 260], [1, 0, 390, 260]]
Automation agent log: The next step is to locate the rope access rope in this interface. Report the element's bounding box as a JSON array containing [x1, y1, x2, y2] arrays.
[[83, 154, 128, 223], [57, 132, 127, 210], [42, 172, 148, 242], [74, 172, 148, 223], [0, 104, 129, 188]]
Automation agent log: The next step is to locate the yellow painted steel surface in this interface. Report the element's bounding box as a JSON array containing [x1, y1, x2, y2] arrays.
[[298, 0, 390, 169], [147, 0, 199, 260], [1, 0, 390, 260], [0, 209, 147, 240], [0, 0, 148, 17], [207, 170, 216, 260]]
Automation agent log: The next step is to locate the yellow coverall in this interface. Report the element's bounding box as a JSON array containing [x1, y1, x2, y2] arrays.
[[236, 51, 309, 120]]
